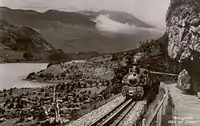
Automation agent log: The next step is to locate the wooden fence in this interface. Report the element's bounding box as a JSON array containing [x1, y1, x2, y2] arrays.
[[142, 89, 169, 126]]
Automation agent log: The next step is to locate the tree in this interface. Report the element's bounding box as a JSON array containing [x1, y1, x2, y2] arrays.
[[47, 63, 54, 68], [84, 83, 87, 88], [4, 99, 10, 107], [8, 102, 14, 109], [70, 109, 79, 120], [27, 72, 35, 79], [39, 74, 44, 78], [77, 82, 81, 88], [88, 90, 91, 95], [45, 73, 54, 80], [37, 107, 47, 121], [61, 72, 66, 77], [48, 49, 67, 63], [9, 88, 13, 96], [45, 92, 49, 97], [23, 52, 33, 59], [40, 88, 45, 92]]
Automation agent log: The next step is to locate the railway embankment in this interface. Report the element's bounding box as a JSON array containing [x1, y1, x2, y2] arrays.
[[117, 100, 147, 126], [143, 82, 174, 126], [66, 95, 125, 126], [67, 95, 149, 126], [66, 82, 177, 126]]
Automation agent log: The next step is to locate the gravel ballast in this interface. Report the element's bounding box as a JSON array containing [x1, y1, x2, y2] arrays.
[[66, 95, 125, 126], [118, 100, 147, 126]]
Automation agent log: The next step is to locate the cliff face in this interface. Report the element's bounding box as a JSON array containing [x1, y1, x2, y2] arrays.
[[166, 0, 200, 93]]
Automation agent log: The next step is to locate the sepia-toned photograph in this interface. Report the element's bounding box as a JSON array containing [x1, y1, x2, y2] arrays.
[[0, 0, 200, 126]]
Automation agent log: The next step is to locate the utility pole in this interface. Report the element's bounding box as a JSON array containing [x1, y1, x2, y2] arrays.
[[53, 86, 60, 123]]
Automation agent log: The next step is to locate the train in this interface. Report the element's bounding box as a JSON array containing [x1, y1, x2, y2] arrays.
[[121, 66, 155, 100]]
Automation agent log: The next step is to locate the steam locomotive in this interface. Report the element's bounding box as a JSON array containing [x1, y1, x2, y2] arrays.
[[121, 66, 154, 100]]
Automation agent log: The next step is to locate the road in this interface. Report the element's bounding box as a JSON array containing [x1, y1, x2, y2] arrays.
[[167, 83, 200, 126]]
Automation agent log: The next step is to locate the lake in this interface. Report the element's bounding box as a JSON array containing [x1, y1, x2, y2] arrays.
[[0, 63, 51, 90]]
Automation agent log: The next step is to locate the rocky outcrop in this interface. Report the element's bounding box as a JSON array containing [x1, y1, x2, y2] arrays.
[[166, 0, 200, 93], [177, 69, 191, 91]]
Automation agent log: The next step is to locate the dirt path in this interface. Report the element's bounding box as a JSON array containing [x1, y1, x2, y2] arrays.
[[167, 84, 200, 126]]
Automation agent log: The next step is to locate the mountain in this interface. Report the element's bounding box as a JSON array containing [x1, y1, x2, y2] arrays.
[[0, 20, 67, 63], [0, 7, 163, 53], [0, 7, 95, 29]]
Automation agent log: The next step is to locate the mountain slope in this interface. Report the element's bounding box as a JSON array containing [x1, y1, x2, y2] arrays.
[[79, 10, 154, 28], [0, 7, 162, 53], [0, 7, 95, 29], [0, 20, 66, 63]]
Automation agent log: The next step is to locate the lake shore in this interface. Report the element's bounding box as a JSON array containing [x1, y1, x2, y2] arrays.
[[0, 63, 49, 90], [0, 63, 120, 125]]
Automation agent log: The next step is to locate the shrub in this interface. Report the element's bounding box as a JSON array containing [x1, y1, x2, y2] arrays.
[[61, 72, 66, 77], [48, 49, 67, 63], [23, 52, 33, 59], [27, 72, 35, 79]]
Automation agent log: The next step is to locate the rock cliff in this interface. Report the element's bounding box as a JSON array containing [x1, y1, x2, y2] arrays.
[[166, 0, 200, 94]]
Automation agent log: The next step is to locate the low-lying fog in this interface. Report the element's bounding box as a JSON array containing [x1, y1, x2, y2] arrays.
[[94, 14, 164, 35]]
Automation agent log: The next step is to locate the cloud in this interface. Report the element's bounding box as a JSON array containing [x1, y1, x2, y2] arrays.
[[0, 0, 170, 29], [93, 14, 163, 35], [94, 14, 133, 33]]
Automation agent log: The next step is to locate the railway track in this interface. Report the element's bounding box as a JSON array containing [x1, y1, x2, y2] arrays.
[[89, 99, 137, 126]]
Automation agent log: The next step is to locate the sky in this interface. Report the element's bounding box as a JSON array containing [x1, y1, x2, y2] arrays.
[[0, 0, 170, 30]]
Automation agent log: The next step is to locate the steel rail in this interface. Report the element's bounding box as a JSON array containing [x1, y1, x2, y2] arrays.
[[99, 99, 134, 126], [111, 101, 137, 126], [89, 99, 133, 126]]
